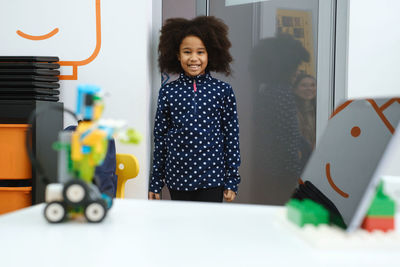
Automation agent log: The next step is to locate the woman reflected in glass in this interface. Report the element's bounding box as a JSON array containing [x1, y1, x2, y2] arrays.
[[292, 74, 316, 170], [293, 74, 317, 147], [248, 34, 310, 205]]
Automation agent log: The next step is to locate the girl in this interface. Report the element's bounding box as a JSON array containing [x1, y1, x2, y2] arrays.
[[148, 16, 241, 202]]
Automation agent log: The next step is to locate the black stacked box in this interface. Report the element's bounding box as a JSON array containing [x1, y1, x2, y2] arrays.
[[0, 56, 64, 204], [0, 56, 60, 102]]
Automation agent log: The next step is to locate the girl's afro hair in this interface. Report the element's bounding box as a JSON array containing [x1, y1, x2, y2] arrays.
[[158, 16, 232, 76]]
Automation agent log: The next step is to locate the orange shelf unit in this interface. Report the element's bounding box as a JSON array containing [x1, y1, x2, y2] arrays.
[[0, 124, 32, 214], [0, 187, 32, 215], [0, 124, 32, 179]]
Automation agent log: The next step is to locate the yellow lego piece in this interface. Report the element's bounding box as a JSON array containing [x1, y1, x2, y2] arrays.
[[71, 132, 83, 161]]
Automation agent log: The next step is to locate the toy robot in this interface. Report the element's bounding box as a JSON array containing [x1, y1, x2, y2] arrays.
[[43, 85, 127, 223]]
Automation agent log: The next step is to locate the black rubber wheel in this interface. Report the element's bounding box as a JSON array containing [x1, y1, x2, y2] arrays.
[[62, 179, 88, 206], [44, 201, 67, 223], [84, 200, 107, 223]]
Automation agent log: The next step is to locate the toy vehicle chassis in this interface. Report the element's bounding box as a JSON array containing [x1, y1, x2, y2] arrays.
[[44, 180, 111, 223]]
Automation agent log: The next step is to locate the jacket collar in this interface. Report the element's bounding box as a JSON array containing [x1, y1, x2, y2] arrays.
[[179, 72, 212, 84]]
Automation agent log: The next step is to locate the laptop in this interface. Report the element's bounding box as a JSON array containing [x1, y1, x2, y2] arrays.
[[0, 88, 60, 95], [0, 56, 59, 62], [0, 75, 59, 82], [0, 95, 59, 101], [0, 69, 60, 76], [0, 62, 60, 69], [0, 81, 60, 89], [294, 98, 400, 232]]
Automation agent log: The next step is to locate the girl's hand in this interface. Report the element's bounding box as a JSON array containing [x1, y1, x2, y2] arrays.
[[223, 189, 236, 202], [148, 192, 161, 200]]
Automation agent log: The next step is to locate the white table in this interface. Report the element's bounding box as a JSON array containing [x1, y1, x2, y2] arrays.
[[0, 199, 399, 267]]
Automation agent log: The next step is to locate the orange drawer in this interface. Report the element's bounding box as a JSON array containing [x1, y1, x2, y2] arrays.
[[0, 124, 32, 179], [0, 187, 32, 214]]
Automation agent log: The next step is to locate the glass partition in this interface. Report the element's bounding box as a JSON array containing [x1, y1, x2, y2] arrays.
[[209, 0, 319, 204]]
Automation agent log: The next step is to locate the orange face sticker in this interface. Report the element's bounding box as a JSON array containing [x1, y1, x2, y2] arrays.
[[325, 163, 349, 198], [324, 98, 400, 198], [17, 28, 59, 41], [351, 126, 361, 137], [12, 0, 102, 81]]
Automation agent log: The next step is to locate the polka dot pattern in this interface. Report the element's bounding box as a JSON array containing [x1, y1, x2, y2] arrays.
[[254, 83, 302, 177], [150, 72, 241, 194]]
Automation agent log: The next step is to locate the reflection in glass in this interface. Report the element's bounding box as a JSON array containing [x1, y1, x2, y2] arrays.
[[293, 74, 317, 168], [249, 35, 309, 205], [293, 74, 317, 147], [210, 0, 319, 205]]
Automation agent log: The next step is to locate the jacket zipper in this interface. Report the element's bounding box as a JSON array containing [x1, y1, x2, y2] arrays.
[[193, 79, 197, 114]]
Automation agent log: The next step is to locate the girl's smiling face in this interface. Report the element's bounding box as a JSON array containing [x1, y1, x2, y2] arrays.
[[178, 35, 208, 77]]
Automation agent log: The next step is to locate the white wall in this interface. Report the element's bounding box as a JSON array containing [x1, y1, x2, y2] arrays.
[[0, 0, 152, 199], [346, 0, 400, 177], [347, 0, 400, 99]]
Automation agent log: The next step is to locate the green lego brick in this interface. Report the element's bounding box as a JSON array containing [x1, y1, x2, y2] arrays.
[[286, 198, 329, 227], [119, 128, 143, 144], [52, 141, 69, 151], [366, 181, 396, 217], [66, 144, 73, 173]]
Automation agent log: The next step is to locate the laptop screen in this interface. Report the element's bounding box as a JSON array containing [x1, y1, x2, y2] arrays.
[[298, 98, 400, 232]]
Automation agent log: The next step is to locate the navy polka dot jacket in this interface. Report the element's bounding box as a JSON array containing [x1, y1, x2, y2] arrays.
[[150, 72, 241, 194]]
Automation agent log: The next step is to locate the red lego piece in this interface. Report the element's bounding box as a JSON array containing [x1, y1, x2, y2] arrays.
[[361, 216, 395, 232]]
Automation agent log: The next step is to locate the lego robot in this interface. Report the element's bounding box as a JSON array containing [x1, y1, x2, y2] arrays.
[[44, 85, 124, 223]]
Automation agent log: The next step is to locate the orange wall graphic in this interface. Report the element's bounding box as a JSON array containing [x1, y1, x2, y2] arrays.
[[15, 0, 102, 80]]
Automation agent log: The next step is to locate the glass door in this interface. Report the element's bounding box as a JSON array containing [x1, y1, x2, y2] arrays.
[[207, 0, 335, 204]]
